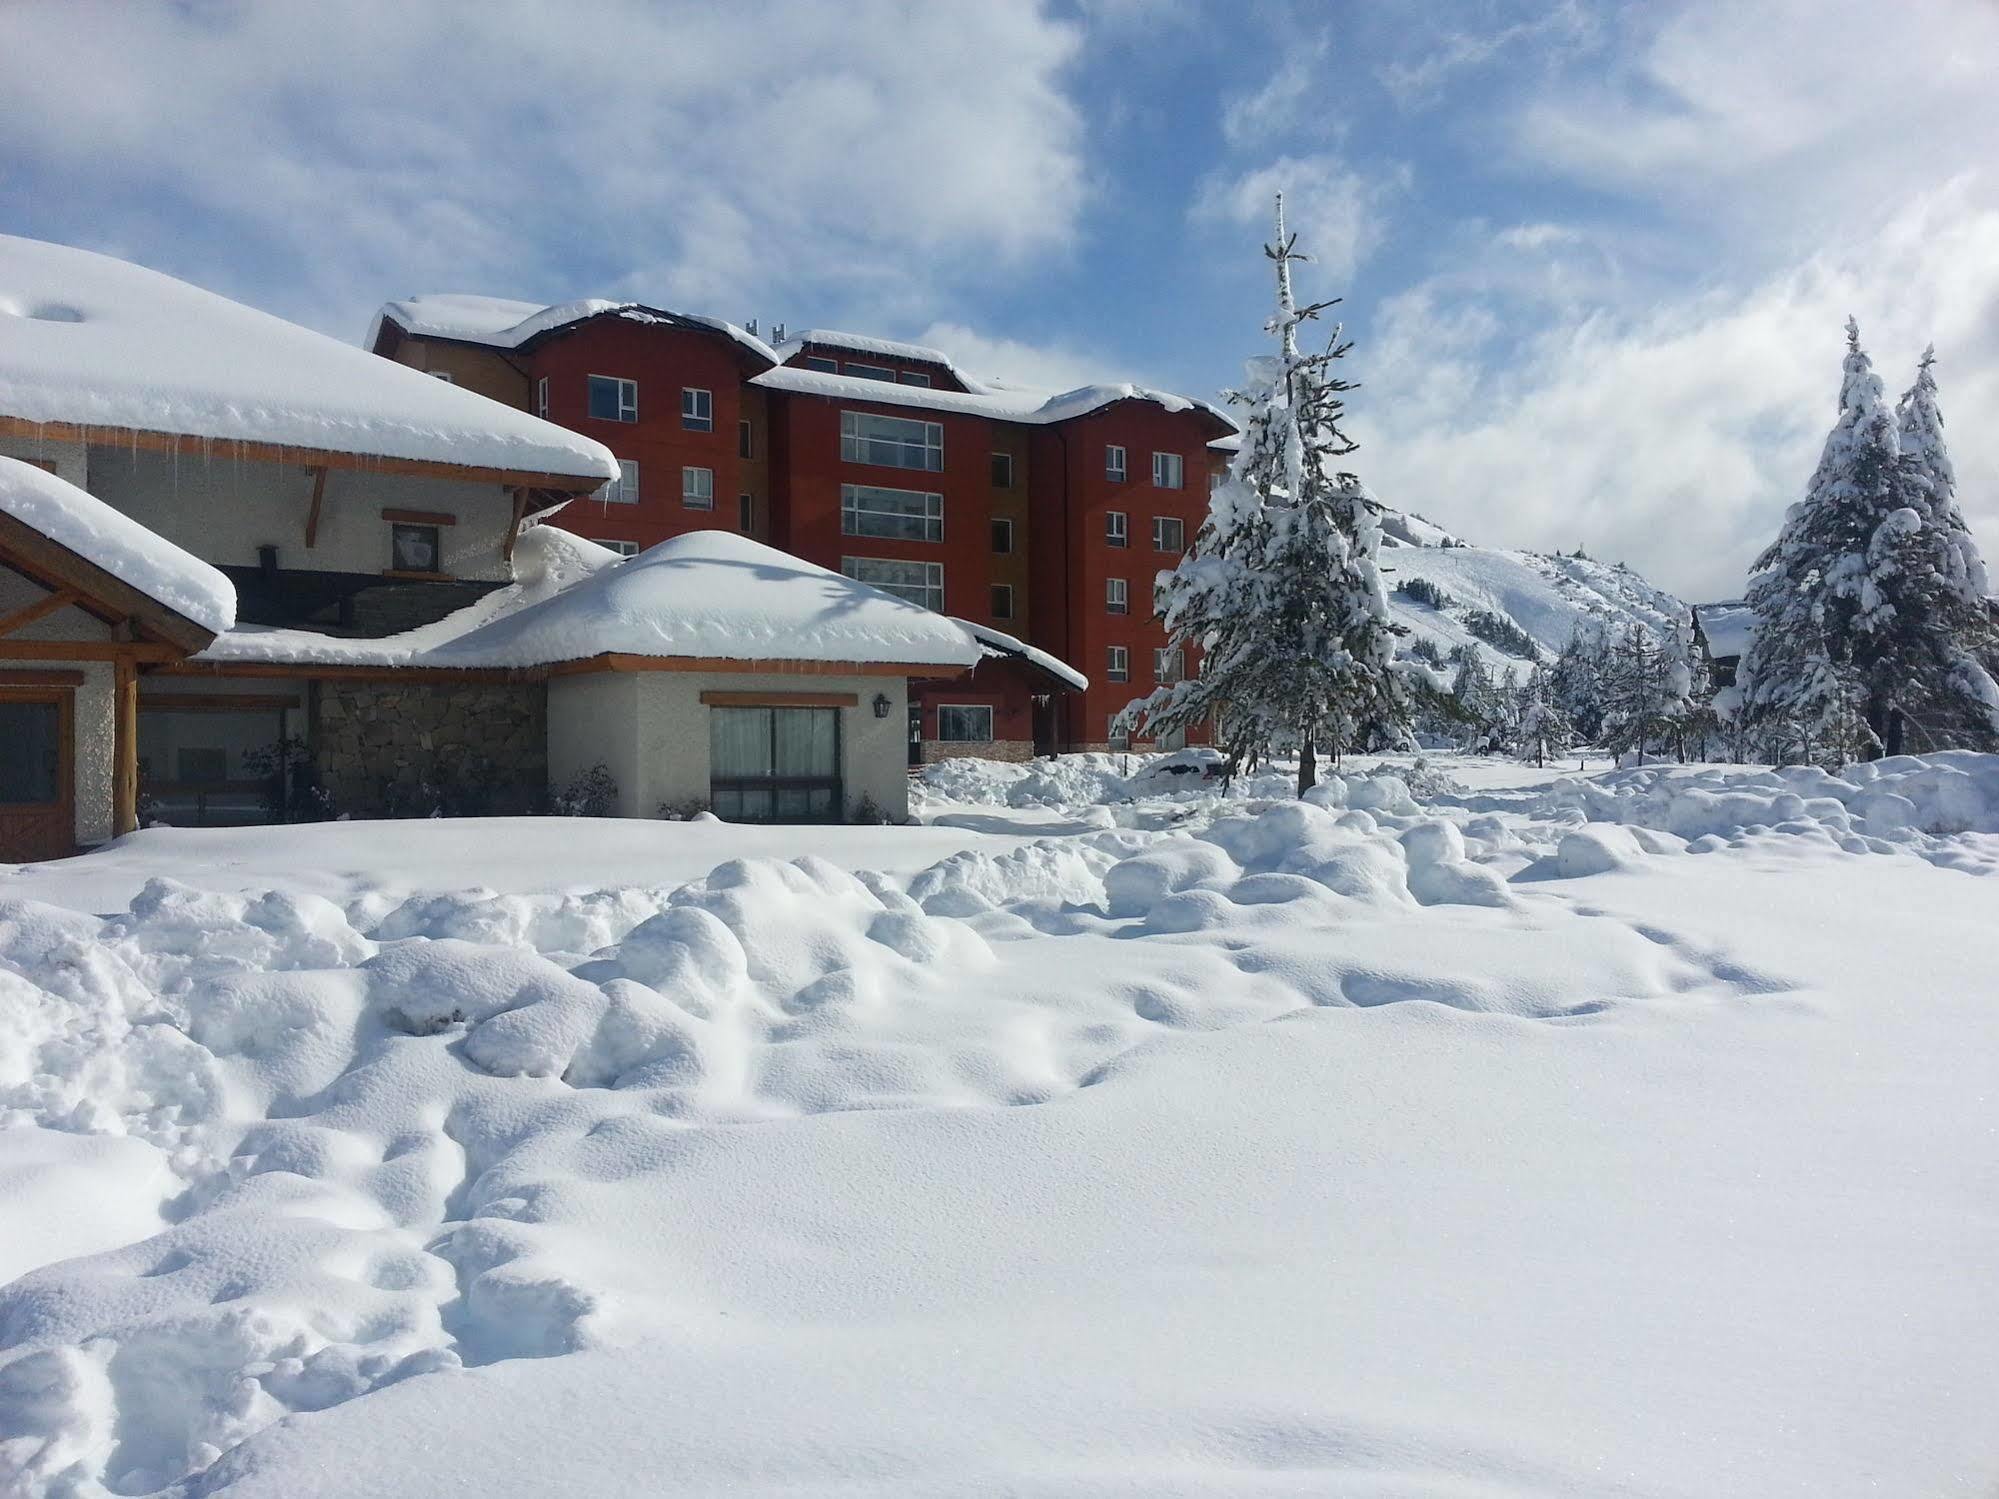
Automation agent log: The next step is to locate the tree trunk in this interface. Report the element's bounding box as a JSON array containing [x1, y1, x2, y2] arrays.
[[1297, 728, 1316, 797], [1885, 705, 1905, 758], [1863, 698, 1889, 761]]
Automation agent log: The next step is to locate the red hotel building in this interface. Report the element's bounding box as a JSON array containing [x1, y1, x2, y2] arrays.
[[370, 301, 1234, 759]]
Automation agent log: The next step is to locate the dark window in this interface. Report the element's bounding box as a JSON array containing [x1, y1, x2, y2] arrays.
[[841, 483, 942, 542], [738, 494, 753, 533], [898, 370, 933, 387], [710, 706, 842, 823], [845, 361, 895, 382], [803, 355, 839, 373], [587, 375, 637, 422], [990, 584, 1013, 619], [177, 747, 227, 783], [841, 411, 943, 471], [937, 705, 994, 743], [1106, 444, 1127, 482], [1106, 510, 1128, 547], [390, 523, 441, 573], [991, 517, 1014, 554], [990, 452, 1013, 488], [682, 387, 713, 431], [1153, 515, 1185, 551], [0, 699, 61, 805], [1106, 577, 1128, 614], [1106, 646, 1129, 682], [738, 419, 753, 459]]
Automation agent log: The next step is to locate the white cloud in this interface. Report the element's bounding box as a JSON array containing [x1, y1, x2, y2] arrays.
[[914, 322, 1131, 393], [1357, 183, 1999, 603], [1193, 154, 1406, 284], [0, 0, 1088, 338], [1378, 1, 1597, 109]]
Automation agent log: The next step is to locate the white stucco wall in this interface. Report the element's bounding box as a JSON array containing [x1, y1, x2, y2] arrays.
[[81, 447, 518, 579], [548, 669, 911, 821], [0, 563, 115, 844], [0, 435, 88, 488]]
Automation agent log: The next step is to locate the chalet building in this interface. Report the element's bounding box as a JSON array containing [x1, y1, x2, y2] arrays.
[[370, 305, 1237, 758], [0, 235, 983, 850]]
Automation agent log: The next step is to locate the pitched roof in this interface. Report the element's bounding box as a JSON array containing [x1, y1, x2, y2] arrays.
[[0, 455, 235, 640], [370, 295, 778, 367], [0, 235, 618, 485], [750, 365, 1235, 434]]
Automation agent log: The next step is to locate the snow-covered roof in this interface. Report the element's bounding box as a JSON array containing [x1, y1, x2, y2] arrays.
[[370, 295, 779, 367], [1695, 601, 1754, 660], [960, 619, 1089, 691], [779, 329, 963, 371], [0, 455, 235, 635], [0, 236, 619, 484], [751, 365, 1235, 433], [196, 528, 983, 673]]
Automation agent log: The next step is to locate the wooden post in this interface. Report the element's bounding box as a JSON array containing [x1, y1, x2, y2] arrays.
[[502, 487, 529, 564], [304, 465, 327, 549], [113, 652, 138, 836]]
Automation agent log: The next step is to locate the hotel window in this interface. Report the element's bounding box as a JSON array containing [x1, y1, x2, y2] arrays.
[[841, 410, 943, 472], [845, 361, 895, 382], [587, 374, 637, 422], [991, 517, 1014, 553], [1154, 648, 1183, 683], [738, 494, 754, 533], [803, 355, 839, 373], [1106, 577, 1128, 614], [601, 458, 640, 505], [1105, 444, 1127, 482], [390, 523, 441, 574], [682, 387, 713, 431], [1153, 515, 1185, 551], [710, 706, 842, 824], [1152, 451, 1184, 489], [739, 419, 753, 458], [1106, 645, 1129, 681], [595, 539, 640, 557], [990, 584, 1014, 620], [937, 705, 994, 743], [842, 557, 944, 612], [990, 452, 1013, 488], [428, 370, 454, 382], [682, 466, 714, 509], [898, 370, 933, 387], [1105, 510, 1128, 548], [841, 483, 943, 542], [535, 376, 549, 418]]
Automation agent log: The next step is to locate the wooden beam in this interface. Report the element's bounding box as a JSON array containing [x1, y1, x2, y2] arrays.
[[140, 692, 301, 711], [0, 587, 81, 638], [380, 507, 457, 526], [152, 659, 529, 684], [0, 639, 183, 663], [0, 667, 85, 686], [0, 415, 611, 494], [0, 510, 213, 653], [304, 464, 327, 549], [547, 653, 965, 679], [113, 654, 138, 836], [502, 488, 529, 564], [699, 690, 861, 708]]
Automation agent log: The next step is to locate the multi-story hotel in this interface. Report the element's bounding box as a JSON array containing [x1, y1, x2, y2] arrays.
[[368, 299, 1235, 759]]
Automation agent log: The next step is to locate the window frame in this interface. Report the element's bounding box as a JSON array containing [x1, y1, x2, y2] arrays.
[[990, 583, 1014, 620], [535, 376, 549, 419], [682, 465, 715, 510], [739, 419, 753, 459], [840, 410, 944, 472], [587, 374, 638, 423], [738, 493, 754, 533], [1153, 647, 1183, 683], [1105, 510, 1128, 548], [709, 705, 845, 825], [1153, 515, 1185, 552], [600, 458, 640, 506], [990, 517, 1014, 554], [802, 355, 839, 373], [841, 556, 945, 612], [1105, 444, 1127, 482], [844, 360, 896, 382], [1106, 645, 1129, 682], [897, 370, 933, 388], [389, 521, 444, 575], [840, 482, 944, 543], [1106, 577, 1128, 615], [594, 538, 640, 557], [936, 704, 995, 744], [1152, 450, 1184, 489], [681, 386, 714, 432], [990, 451, 1014, 488]]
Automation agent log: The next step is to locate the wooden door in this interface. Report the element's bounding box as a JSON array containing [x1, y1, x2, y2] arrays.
[[0, 687, 74, 861]]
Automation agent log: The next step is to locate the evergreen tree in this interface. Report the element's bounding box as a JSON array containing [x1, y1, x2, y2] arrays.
[[1549, 627, 1608, 743], [1516, 667, 1575, 767], [1739, 321, 1999, 761], [1117, 194, 1407, 793], [1601, 626, 1678, 764]]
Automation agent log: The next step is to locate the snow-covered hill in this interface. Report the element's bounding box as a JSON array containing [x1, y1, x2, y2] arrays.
[[1376, 505, 1692, 674]]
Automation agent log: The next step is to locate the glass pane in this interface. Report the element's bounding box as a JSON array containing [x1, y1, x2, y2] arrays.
[[711, 708, 773, 777], [588, 377, 621, 420], [0, 701, 59, 804], [392, 525, 439, 571], [773, 709, 837, 776]]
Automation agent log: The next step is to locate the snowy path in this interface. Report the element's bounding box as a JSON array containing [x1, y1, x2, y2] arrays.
[[2, 756, 1997, 1497]]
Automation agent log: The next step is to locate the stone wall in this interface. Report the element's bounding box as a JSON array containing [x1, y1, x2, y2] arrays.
[[920, 739, 1035, 765], [313, 680, 547, 816]]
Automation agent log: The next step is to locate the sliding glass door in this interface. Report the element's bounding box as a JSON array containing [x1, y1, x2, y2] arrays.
[[709, 706, 843, 822]]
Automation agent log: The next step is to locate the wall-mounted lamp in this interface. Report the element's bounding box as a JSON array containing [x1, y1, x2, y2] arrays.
[[872, 692, 893, 719]]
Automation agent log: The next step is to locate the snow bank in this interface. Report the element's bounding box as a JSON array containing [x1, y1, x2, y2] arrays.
[[1, 235, 617, 481], [0, 456, 234, 634]]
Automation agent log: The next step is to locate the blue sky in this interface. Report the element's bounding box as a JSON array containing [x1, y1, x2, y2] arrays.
[[3, 0, 1997, 600]]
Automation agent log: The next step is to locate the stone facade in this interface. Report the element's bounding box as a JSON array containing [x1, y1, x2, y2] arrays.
[[313, 679, 547, 816], [920, 739, 1035, 764]]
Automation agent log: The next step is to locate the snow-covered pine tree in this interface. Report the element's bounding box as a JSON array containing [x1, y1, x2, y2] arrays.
[[1739, 320, 1999, 761], [1516, 666, 1574, 768], [1601, 626, 1679, 764], [1116, 193, 1407, 794], [1549, 627, 1608, 743]]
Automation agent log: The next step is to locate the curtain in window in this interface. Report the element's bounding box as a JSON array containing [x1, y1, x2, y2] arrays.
[[772, 708, 838, 776], [710, 708, 773, 778]]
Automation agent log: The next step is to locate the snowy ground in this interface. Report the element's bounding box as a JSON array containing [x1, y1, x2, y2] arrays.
[[3, 752, 1997, 1497]]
